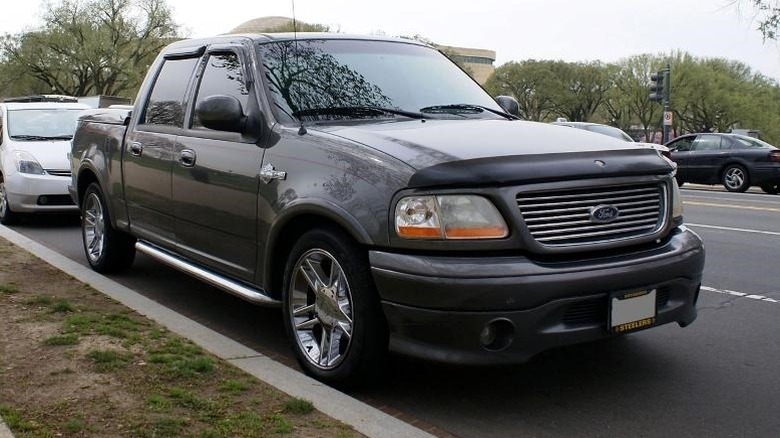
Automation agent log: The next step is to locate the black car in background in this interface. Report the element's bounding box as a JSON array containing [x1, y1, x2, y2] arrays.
[[666, 133, 780, 194]]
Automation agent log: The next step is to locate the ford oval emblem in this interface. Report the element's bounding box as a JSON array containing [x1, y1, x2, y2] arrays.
[[589, 204, 620, 224]]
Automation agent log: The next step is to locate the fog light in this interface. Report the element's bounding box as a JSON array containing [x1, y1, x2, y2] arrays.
[[479, 325, 497, 347], [38, 196, 48, 205], [479, 319, 515, 351]]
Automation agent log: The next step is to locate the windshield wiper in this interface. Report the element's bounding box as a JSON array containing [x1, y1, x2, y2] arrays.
[[293, 106, 426, 121], [419, 104, 517, 120], [10, 134, 73, 140]]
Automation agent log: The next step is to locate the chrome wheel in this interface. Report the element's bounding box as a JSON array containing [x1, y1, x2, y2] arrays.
[[83, 192, 105, 262], [724, 167, 746, 190], [0, 182, 8, 219], [289, 249, 354, 370]]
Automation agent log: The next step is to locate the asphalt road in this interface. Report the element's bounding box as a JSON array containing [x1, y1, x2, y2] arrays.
[[7, 186, 780, 437]]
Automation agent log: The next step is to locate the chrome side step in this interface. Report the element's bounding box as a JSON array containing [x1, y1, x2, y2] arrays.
[[135, 241, 280, 307]]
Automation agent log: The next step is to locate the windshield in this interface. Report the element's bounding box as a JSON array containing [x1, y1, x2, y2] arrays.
[[257, 39, 503, 122], [7, 109, 83, 140], [732, 135, 776, 149], [585, 125, 634, 142]]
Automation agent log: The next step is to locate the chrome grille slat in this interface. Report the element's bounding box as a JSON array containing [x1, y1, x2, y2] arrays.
[[520, 198, 658, 216], [527, 212, 659, 230], [517, 187, 659, 202], [523, 205, 658, 224], [517, 183, 667, 247], [518, 192, 658, 210], [531, 218, 659, 236], [535, 224, 658, 243]]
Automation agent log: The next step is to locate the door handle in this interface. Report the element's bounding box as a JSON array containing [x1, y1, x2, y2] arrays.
[[129, 142, 143, 157], [179, 149, 196, 167]]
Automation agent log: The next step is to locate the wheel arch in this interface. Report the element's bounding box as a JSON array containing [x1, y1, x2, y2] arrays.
[[262, 201, 374, 299]]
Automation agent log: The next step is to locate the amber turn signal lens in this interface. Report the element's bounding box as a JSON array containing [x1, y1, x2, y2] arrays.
[[444, 226, 508, 239], [396, 226, 443, 239]]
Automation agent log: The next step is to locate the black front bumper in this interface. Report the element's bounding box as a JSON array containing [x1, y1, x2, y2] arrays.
[[370, 227, 704, 365]]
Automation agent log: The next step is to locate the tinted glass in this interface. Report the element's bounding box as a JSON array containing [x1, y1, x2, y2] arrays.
[[7, 109, 84, 139], [257, 39, 503, 122], [693, 135, 722, 151], [142, 57, 199, 126], [585, 125, 634, 142], [732, 135, 777, 150], [670, 137, 694, 151], [192, 53, 250, 129]]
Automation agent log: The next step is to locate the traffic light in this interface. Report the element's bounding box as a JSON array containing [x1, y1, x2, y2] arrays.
[[649, 71, 665, 102]]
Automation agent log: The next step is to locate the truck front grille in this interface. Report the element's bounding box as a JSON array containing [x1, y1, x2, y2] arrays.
[[517, 183, 667, 247]]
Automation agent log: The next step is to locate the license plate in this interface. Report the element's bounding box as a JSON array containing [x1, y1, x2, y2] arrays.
[[610, 289, 657, 334]]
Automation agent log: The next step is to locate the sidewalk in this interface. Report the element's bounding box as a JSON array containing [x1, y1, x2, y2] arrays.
[[0, 224, 434, 438], [0, 418, 12, 438]]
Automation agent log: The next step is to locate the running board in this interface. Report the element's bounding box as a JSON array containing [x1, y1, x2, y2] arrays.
[[135, 241, 280, 307]]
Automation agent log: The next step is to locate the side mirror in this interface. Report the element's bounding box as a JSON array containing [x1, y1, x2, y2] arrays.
[[196, 95, 246, 133], [495, 95, 520, 117]]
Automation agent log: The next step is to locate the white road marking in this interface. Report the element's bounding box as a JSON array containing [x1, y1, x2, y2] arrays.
[[683, 195, 780, 206], [701, 285, 778, 304], [684, 201, 780, 212], [686, 223, 780, 237]]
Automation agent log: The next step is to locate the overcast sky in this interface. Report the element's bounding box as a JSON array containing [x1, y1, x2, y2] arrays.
[[2, 0, 779, 80]]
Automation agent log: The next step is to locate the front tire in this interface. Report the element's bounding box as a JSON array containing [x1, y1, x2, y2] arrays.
[[81, 183, 136, 273], [282, 226, 388, 386], [0, 179, 20, 225], [722, 165, 750, 192], [760, 183, 779, 195]]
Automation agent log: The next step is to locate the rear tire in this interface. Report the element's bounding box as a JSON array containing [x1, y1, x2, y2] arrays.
[[281, 226, 388, 387], [81, 183, 136, 273], [722, 165, 750, 192], [760, 183, 780, 195], [0, 179, 20, 226]]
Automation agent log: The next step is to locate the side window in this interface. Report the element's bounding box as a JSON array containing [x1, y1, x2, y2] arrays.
[[0, 113, 4, 145], [142, 57, 199, 127], [670, 137, 694, 152], [192, 52, 249, 130], [693, 135, 722, 151]]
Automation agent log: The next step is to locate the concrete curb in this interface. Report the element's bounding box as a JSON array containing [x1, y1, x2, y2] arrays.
[[0, 225, 434, 438], [0, 417, 13, 438]]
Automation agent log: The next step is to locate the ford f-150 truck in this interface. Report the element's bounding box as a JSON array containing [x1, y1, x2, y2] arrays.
[[70, 33, 704, 385]]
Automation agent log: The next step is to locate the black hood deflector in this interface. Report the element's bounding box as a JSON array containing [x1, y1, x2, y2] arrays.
[[408, 149, 673, 188]]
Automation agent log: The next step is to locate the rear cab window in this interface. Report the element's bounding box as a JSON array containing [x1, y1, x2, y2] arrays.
[[140, 57, 200, 129]]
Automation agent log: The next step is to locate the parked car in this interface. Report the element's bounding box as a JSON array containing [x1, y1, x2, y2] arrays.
[[552, 121, 671, 158], [666, 133, 780, 193], [70, 33, 704, 385], [0, 96, 87, 224]]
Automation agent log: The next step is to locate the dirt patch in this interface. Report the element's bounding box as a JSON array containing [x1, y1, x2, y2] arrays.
[[0, 237, 360, 437]]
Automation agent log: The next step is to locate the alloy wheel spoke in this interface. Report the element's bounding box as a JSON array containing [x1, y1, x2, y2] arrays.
[[293, 304, 315, 317], [295, 317, 318, 331], [319, 327, 334, 366]]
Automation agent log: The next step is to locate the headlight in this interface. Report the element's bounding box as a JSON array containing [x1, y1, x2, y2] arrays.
[[395, 195, 508, 240], [671, 178, 683, 220], [13, 151, 46, 175]]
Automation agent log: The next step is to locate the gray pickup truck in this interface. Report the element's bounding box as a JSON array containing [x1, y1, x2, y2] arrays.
[[70, 33, 704, 385]]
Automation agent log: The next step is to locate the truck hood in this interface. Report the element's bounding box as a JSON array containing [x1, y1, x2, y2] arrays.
[[316, 119, 674, 187], [8, 140, 71, 171]]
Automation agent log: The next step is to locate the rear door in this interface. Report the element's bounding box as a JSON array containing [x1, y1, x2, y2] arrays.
[[688, 134, 726, 183], [172, 46, 262, 281], [124, 56, 199, 248]]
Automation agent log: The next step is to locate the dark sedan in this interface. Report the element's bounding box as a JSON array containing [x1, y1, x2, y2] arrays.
[[666, 133, 780, 194]]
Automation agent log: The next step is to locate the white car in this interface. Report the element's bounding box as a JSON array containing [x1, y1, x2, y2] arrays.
[[551, 121, 671, 158], [0, 97, 88, 224]]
